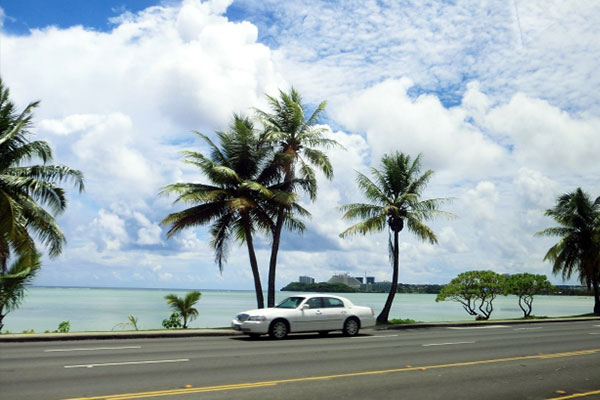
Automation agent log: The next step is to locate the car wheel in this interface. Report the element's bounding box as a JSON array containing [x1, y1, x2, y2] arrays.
[[269, 320, 288, 339], [343, 317, 360, 336]]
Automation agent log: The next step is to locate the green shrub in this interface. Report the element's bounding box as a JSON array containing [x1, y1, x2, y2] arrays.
[[57, 321, 70, 333], [162, 312, 182, 329], [388, 318, 420, 324]]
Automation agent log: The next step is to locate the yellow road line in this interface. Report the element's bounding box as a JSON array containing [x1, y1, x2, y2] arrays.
[[62, 347, 600, 400], [546, 389, 600, 399]]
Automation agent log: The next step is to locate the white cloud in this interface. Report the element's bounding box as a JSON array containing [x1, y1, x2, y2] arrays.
[[90, 209, 129, 250], [39, 114, 105, 135], [514, 168, 559, 208], [133, 212, 162, 245], [484, 94, 600, 173], [333, 79, 507, 181]]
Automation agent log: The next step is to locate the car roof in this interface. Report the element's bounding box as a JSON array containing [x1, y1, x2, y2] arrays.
[[290, 293, 351, 302]]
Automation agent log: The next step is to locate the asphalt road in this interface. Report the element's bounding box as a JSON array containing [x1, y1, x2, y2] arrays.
[[1, 321, 599, 400]]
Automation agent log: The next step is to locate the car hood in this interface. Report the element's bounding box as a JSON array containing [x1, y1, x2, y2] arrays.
[[235, 307, 291, 317]]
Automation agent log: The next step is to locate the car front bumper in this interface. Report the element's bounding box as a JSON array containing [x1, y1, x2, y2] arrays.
[[231, 319, 270, 334]]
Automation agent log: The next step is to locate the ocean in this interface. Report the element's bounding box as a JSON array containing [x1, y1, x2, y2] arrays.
[[2, 287, 595, 333]]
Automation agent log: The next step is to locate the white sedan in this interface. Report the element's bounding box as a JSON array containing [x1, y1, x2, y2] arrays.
[[231, 294, 376, 339]]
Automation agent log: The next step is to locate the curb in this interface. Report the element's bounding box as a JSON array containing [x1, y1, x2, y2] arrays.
[[0, 329, 243, 342], [376, 316, 600, 330]]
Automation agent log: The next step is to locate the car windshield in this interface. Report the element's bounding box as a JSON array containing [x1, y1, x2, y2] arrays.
[[276, 297, 305, 309]]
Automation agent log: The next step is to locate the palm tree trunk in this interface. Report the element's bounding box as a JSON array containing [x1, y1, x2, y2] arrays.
[[267, 208, 285, 307], [267, 167, 294, 308], [244, 221, 264, 309], [0, 240, 8, 275], [377, 230, 399, 324]]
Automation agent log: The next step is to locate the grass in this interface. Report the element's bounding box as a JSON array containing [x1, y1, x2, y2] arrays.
[[387, 318, 421, 325]]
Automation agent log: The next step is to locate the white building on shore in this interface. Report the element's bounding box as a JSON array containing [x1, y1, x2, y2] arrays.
[[327, 273, 362, 289]]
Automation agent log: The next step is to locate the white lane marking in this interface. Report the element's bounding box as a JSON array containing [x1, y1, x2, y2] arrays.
[[589, 332, 600, 335], [46, 346, 141, 353], [513, 327, 543, 331], [422, 341, 475, 347], [352, 335, 399, 339], [64, 358, 189, 369], [447, 325, 510, 330]]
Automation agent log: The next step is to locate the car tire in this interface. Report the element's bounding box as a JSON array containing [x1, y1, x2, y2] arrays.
[[269, 319, 288, 339], [342, 317, 360, 336]]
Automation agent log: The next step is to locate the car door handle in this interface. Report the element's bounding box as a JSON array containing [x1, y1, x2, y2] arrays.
[[316, 311, 322, 315]]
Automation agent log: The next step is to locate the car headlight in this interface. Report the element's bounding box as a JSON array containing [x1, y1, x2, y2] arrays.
[[247, 315, 267, 322]]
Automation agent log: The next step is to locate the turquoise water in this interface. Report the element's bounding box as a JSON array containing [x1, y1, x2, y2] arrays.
[[2, 287, 595, 333]]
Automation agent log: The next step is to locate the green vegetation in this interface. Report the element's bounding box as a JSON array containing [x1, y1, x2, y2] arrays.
[[57, 321, 70, 333], [436, 270, 505, 320], [113, 315, 139, 331], [164, 291, 201, 329], [505, 273, 554, 317], [0, 79, 84, 331], [161, 116, 275, 308], [537, 188, 600, 315], [281, 282, 357, 293], [256, 89, 339, 307], [437, 271, 558, 320], [161, 89, 338, 309], [339, 152, 452, 324], [388, 318, 421, 324], [162, 312, 182, 329]]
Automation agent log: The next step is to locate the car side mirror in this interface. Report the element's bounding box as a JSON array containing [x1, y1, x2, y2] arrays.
[[301, 303, 310, 310]]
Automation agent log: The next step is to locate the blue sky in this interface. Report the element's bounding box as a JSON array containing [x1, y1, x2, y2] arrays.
[[1, 0, 599, 290]]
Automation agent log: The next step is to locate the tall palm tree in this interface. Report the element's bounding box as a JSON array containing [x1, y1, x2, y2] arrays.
[[161, 115, 298, 309], [537, 188, 600, 315], [340, 152, 451, 324], [0, 78, 84, 328], [164, 290, 202, 329], [256, 88, 340, 307]]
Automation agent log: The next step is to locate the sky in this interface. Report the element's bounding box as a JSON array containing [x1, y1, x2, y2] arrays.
[[0, 0, 599, 290]]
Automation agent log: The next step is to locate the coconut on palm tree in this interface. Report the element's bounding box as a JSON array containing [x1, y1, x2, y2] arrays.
[[161, 115, 302, 308], [164, 291, 202, 329], [0, 78, 84, 330], [255, 88, 340, 307], [339, 152, 451, 324], [537, 188, 600, 315]]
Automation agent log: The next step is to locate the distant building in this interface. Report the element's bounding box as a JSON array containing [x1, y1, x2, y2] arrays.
[[328, 273, 362, 289], [299, 276, 315, 284], [355, 277, 364, 284], [366, 276, 375, 284]]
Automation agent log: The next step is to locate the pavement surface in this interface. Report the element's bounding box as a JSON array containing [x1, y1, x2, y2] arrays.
[[1, 319, 600, 400]]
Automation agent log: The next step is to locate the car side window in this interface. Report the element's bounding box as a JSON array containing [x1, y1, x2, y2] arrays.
[[323, 298, 344, 308], [305, 297, 323, 309]]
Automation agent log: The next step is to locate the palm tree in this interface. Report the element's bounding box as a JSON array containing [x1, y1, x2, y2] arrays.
[[537, 188, 600, 315], [164, 290, 202, 329], [0, 78, 84, 329], [0, 252, 41, 330], [255, 88, 340, 307], [161, 115, 298, 309], [340, 152, 451, 324]]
